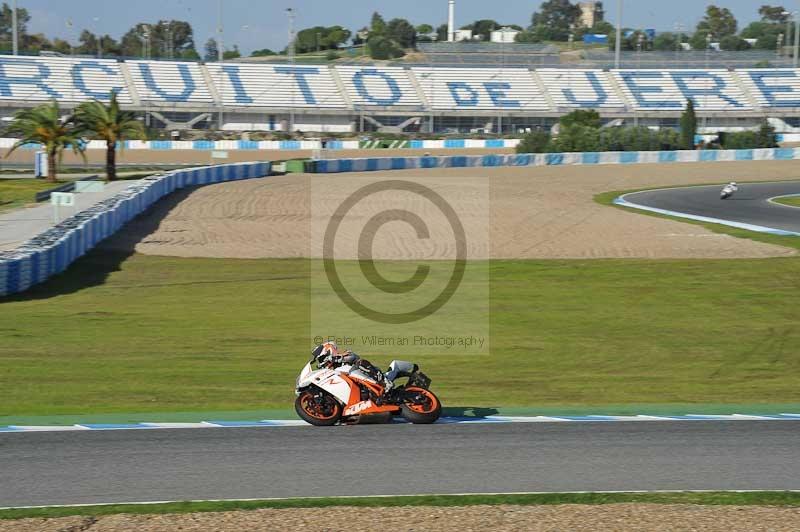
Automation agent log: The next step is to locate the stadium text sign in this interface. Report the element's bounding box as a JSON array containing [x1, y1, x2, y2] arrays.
[[1, 57, 800, 111]]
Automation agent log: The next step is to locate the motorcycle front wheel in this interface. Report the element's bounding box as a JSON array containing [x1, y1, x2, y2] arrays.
[[295, 389, 342, 426], [400, 387, 442, 424]]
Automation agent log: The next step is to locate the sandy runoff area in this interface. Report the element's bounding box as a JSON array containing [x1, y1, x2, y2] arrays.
[[102, 160, 800, 260], [3, 504, 800, 531]]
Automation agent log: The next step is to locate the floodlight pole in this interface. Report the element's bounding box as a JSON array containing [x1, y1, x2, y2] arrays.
[[94, 18, 102, 58], [217, 0, 225, 131], [614, 0, 622, 69], [217, 0, 224, 61], [498, 38, 504, 135], [287, 8, 296, 134], [12, 0, 18, 55], [795, 15, 800, 67]]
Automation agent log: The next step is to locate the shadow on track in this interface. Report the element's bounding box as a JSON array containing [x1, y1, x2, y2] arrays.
[[1, 187, 197, 302], [443, 407, 500, 419]]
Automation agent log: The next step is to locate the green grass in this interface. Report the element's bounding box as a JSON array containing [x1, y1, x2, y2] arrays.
[[0, 170, 193, 213], [0, 178, 58, 213], [772, 196, 800, 208], [1, 250, 800, 417], [2, 492, 799, 520]]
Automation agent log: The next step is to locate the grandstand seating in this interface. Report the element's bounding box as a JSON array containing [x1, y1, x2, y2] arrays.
[[412, 67, 550, 111], [419, 42, 560, 54], [738, 69, 800, 108], [336, 66, 423, 110], [419, 42, 562, 67], [128, 60, 213, 105], [537, 69, 626, 109], [0, 56, 132, 103], [423, 53, 562, 66], [583, 49, 792, 69], [613, 69, 752, 111], [2, 55, 800, 116], [206, 63, 346, 109]]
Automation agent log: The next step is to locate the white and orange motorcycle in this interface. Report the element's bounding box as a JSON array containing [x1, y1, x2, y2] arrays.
[[294, 353, 442, 426]]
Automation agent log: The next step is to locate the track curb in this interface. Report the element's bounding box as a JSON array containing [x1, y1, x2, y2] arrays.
[[3, 413, 800, 433]]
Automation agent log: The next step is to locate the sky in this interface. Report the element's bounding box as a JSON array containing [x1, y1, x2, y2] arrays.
[[20, 0, 769, 55]]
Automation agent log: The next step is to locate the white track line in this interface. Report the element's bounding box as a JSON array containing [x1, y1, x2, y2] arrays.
[[1, 414, 799, 434]]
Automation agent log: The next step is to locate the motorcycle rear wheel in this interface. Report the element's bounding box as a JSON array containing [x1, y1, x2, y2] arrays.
[[295, 389, 342, 426], [400, 387, 442, 424]]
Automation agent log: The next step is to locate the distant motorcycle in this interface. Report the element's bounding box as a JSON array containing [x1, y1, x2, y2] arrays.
[[294, 355, 441, 426], [720, 182, 738, 200]]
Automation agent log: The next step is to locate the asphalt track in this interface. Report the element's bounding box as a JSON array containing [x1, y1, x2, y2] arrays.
[[2, 421, 799, 508], [620, 181, 800, 234]]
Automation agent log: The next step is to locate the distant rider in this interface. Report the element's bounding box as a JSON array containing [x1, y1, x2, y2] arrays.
[[721, 182, 738, 198], [311, 342, 394, 395]]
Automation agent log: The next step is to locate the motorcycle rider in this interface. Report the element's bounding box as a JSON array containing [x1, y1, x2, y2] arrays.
[[721, 181, 738, 198], [311, 342, 395, 395]]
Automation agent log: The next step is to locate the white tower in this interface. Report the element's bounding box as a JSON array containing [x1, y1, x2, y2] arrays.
[[448, 0, 456, 42]]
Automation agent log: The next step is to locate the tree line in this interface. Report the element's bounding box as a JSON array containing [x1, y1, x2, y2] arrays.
[[0, 3, 209, 59], [0, 1, 796, 61], [614, 4, 800, 52], [516, 104, 779, 155]]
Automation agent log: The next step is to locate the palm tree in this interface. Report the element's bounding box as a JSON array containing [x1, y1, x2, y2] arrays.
[[75, 92, 145, 182], [5, 101, 85, 183]]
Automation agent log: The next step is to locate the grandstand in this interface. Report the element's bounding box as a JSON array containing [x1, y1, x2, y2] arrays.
[[581, 49, 792, 70], [0, 54, 799, 134], [417, 42, 562, 67]]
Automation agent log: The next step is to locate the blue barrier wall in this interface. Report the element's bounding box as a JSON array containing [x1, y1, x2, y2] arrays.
[[308, 148, 798, 173], [0, 161, 271, 297], [0, 138, 522, 151]]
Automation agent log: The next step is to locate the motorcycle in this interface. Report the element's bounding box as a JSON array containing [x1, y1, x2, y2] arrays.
[[720, 183, 738, 200], [294, 356, 442, 426]]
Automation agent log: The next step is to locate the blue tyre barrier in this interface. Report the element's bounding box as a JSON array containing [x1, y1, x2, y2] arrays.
[[0, 162, 271, 297]]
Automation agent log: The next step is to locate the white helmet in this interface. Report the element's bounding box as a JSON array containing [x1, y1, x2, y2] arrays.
[[730, 182, 737, 186]]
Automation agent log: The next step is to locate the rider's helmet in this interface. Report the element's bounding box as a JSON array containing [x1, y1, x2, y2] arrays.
[[312, 341, 338, 366], [730, 182, 737, 186]]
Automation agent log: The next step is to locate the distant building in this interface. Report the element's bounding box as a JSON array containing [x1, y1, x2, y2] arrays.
[[490, 27, 520, 43], [578, 1, 605, 28], [454, 29, 473, 41]]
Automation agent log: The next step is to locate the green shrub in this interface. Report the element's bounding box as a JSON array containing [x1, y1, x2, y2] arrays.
[[516, 116, 684, 155], [550, 124, 601, 152], [559, 109, 602, 129], [367, 35, 404, 60], [680, 99, 697, 149], [516, 130, 551, 153], [719, 121, 778, 150], [755, 121, 779, 148], [550, 126, 682, 153]]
